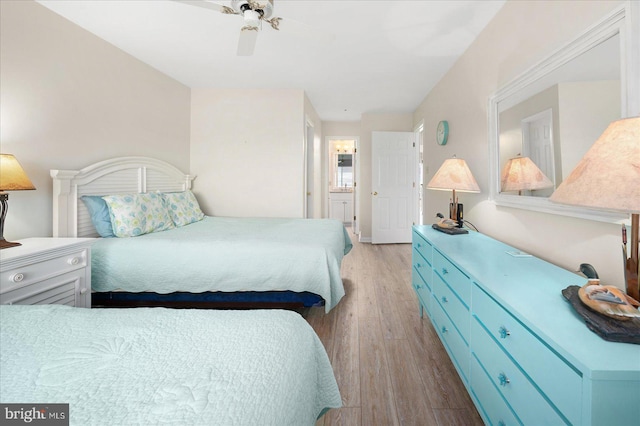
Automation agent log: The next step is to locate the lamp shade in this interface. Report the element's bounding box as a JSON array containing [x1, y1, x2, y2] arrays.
[[549, 116, 640, 213], [427, 157, 480, 193], [0, 154, 36, 191], [500, 155, 553, 192]]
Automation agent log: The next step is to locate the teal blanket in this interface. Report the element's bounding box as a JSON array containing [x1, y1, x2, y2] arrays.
[[0, 305, 341, 425], [92, 217, 352, 312]]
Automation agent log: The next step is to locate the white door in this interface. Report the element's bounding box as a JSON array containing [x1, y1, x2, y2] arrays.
[[372, 131, 415, 244]]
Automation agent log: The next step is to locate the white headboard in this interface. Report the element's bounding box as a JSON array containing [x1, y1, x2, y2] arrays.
[[51, 156, 195, 238]]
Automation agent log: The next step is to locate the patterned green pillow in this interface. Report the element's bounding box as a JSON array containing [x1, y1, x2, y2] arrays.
[[102, 193, 174, 237], [162, 190, 205, 227]]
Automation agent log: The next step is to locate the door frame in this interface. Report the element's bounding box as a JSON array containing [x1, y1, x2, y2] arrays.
[[304, 117, 315, 218], [414, 121, 425, 226]]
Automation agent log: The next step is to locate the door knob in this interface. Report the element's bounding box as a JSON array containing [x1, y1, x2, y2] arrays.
[[373, 191, 378, 196]]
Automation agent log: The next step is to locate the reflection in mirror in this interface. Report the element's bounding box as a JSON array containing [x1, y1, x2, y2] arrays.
[[329, 139, 355, 191], [336, 154, 353, 188], [497, 32, 621, 198]]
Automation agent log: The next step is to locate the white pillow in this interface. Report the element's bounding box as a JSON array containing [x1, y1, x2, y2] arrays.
[[162, 190, 205, 227], [102, 193, 174, 237]]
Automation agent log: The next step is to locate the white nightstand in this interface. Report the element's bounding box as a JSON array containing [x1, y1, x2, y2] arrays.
[[0, 238, 95, 308]]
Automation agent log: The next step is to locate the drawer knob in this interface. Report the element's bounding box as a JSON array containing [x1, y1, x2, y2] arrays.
[[441, 326, 448, 334], [498, 373, 510, 387], [442, 268, 448, 275], [441, 296, 448, 303], [68, 257, 80, 265], [417, 243, 422, 248], [416, 263, 421, 268], [10, 273, 24, 283], [499, 326, 511, 339], [80, 288, 88, 295], [498, 421, 506, 426], [415, 284, 422, 289]]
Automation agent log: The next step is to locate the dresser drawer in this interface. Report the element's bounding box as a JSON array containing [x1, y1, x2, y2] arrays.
[[433, 250, 470, 306], [470, 355, 521, 426], [0, 247, 88, 290], [431, 296, 469, 382], [472, 284, 581, 424], [471, 317, 568, 425], [412, 231, 432, 265], [433, 272, 470, 342], [412, 269, 432, 314], [412, 248, 432, 288]]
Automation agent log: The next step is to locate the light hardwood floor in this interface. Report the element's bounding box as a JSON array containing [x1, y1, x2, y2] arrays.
[[308, 229, 484, 426]]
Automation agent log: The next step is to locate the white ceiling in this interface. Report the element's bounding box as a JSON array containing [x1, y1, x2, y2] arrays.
[[36, 0, 506, 122]]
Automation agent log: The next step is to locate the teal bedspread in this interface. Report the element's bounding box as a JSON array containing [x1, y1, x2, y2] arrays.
[[0, 305, 341, 425], [91, 217, 352, 312]]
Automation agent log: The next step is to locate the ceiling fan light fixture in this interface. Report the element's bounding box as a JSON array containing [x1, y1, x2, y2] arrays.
[[231, 0, 273, 19], [243, 9, 261, 28]]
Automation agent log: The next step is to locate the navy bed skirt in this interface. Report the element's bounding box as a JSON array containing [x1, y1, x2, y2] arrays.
[[91, 291, 325, 310]]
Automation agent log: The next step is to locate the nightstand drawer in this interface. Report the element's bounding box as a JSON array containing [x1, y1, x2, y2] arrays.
[[471, 317, 567, 425], [0, 247, 88, 290], [433, 250, 470, 306], [472, 284, 581, 424], [412, 231, 432, 265], [433, 272, 469, 342], [470, 355, 521, 426], [0, 238, 93, 308], [412, 248, 431, 287], [431, 295, 469, 382], [0, 271, 84, 306]]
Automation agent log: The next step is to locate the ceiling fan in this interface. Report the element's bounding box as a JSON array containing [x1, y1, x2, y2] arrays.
[[174, 0, 282, 56]]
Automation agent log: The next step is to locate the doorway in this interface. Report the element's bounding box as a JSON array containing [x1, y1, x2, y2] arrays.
[[327, 138, 357, 232], [521, 109, 555, 197]]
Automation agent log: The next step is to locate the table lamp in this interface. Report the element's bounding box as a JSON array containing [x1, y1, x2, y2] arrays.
[[427, 156, 480, 230], [500, 155, 554, 195], [549, 116, 640, 301], [0, 154, 36, 249]]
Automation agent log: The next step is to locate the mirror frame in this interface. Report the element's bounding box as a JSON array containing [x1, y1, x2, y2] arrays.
[[488, 4, 637, 223]]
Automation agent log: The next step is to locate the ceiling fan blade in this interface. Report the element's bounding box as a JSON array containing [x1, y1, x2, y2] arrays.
[[172, 0, 236, 15], [237, 27, 258, 56]]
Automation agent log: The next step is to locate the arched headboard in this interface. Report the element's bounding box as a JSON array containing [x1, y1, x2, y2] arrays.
[[51, 157, 195, 237]]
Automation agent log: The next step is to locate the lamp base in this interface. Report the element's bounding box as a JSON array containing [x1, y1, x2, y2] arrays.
[[0, 238, 22, 250], [625, 213, 640, 302]]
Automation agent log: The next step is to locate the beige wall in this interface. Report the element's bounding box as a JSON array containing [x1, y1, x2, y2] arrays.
[[0, 0, 191, 240], [414, 0, 629, 287], [190, 88, 307, 218]]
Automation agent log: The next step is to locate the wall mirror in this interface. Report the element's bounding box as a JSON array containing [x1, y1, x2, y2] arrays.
[[488, 4, 636, 222], [329, 139, 355, 191], [334, 153, 353, 189]]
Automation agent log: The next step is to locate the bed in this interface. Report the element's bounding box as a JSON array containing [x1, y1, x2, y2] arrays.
[[50, 157, 352, 312], [0, 304, 341, 425]]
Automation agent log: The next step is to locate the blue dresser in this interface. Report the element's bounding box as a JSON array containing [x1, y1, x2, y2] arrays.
[[412, 225, 640, 426]]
